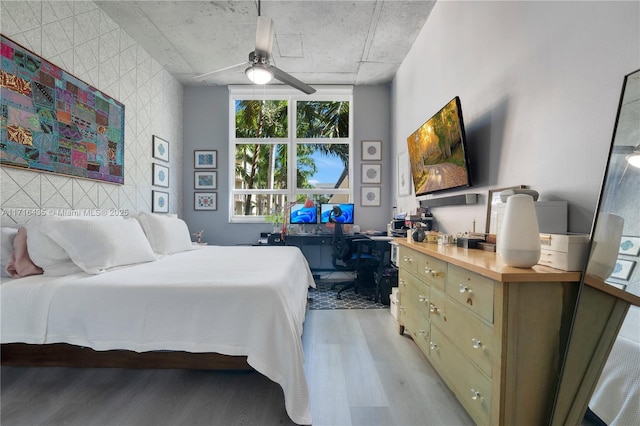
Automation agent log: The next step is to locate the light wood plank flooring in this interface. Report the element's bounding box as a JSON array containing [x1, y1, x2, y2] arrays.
[[1, 309, 472, 426]]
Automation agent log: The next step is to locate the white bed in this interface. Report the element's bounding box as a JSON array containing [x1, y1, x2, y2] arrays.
[[1, 244, 315, 425]]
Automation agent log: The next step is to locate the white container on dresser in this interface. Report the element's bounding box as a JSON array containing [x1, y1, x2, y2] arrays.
[[396, 239, 582, 426], [538, 233, 589, 271]]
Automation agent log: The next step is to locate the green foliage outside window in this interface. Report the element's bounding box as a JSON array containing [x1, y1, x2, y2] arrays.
[[233, 97, 351, 219]]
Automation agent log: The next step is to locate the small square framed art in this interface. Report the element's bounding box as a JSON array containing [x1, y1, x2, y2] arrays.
[[152, 136, 170, 162], [194, 171, 217, 190], [361, 186, 381, 207], [610, 259, 636, 281], [152, 190, 169, 213], [361, 140, 382, 161], [194, 150, 217, 169], [361, 163, 381, 184], [153, 163, 169, 187], [195, 192, 217, 211]]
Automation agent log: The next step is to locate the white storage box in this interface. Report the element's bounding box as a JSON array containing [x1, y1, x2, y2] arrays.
[[537, 233, 589, 271], [496, 201, 568, 238], [390, 287, 399, 319]]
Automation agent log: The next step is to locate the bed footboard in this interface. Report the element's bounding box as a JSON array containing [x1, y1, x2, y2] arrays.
[[1, 343, 252, 370]]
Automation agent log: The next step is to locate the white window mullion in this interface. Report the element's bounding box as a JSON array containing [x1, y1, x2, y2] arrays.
[[288, 96, 297, 204]]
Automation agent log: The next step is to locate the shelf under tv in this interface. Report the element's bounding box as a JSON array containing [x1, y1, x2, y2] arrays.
[[419, 193, 478, 208]]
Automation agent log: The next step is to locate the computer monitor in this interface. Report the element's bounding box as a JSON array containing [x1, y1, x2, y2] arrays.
[[289, 203, 317, 224], [320, 203, 355, 224]]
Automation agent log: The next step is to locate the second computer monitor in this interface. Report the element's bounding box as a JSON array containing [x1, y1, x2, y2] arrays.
[[290, 203, 318, 224], [320, 203, 355, 224]]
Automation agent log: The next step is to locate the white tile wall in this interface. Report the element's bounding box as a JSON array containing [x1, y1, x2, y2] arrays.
[[0, 0, 183, 225]]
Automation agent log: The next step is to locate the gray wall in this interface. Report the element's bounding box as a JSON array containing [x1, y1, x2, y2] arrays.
[[391, 0, 640, 235], [0, 0, 184, 222], [183, 85, 392, 246]]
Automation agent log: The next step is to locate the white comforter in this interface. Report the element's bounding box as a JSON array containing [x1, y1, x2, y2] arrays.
[[1, 245, 315, 425]]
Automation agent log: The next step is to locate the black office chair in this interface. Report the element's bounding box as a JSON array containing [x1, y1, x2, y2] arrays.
[[329, 207, 379, 300]]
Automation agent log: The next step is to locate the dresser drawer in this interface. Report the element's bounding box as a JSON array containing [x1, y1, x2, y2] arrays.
[[430, 326, 492, 425], [442, 298, 494, 377], [427, 287, 446, 325], [399, 246, 419, 275], [407, 311, 431, 354], [406, 278, 431, 318], [446, 264, 495, 323], [416, 253, 447, 292], [398, 269, 411, 304]]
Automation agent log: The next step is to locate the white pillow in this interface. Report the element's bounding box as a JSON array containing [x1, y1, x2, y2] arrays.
[[25, 216, 83, 276], [135, 212, 196, 255], [1, 227, 18, 278], [43, 218, 157, 274]]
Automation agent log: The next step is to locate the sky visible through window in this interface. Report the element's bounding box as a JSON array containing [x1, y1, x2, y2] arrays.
[[308, 151, 344, 186]]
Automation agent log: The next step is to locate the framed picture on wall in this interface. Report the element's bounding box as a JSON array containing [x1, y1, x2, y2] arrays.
[[610, 259, 636, 281], [398, 152, 411, 196], [152, 136, 170, 162], [194, 150, 217, 169], [361, 186, 381, 207], [619, 236, 640, 256], [152, 163, 169, 187], [361, 163, 381, 184], [152, 190, 169, 213], [361, 140, 382, 161], [485, 185, 528, 235], [194, 171, 217, 190], [195, 192, 217, 211]]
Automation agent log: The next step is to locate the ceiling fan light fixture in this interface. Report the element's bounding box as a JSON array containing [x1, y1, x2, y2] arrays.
[[245, 65, 272, 85], [626, 151, 640, 168]]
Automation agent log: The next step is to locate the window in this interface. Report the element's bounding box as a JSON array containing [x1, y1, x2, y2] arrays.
[[229, 86, 353, 223]]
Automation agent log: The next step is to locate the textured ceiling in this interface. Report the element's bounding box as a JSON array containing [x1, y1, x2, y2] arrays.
[[95, 0, 436, 87]]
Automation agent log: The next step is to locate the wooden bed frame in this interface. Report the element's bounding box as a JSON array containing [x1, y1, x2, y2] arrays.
[[1, 343, 252, 370]]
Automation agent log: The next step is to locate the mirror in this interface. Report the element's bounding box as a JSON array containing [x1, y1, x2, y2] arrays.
[[584, 68, 640, 299], [551, 68, 640, 425]]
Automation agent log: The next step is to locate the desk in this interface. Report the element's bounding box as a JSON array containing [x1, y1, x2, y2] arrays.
[[279, 233, 394, 300], [284, 234, 334, 247]]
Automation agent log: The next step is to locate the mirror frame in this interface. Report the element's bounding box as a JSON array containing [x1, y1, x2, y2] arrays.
[[550, 68, 640, 425]]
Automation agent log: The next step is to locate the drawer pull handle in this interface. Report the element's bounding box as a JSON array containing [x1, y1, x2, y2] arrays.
[[459, 284, 472, 294], [429, 303, 439, 314], [418, 295, 428, 303], [423, 266, 432, 274], [429, 341, 438, 350], [418, 329, 427, 336], [403, 256, 413, 263], [470, 389, 481, 401], [472, 338, 483, 349], [399, 279, 406, 285]]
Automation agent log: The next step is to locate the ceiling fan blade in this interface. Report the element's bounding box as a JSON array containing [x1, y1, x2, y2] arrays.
[[270, 66, 316, 94], [612, 145, 638, 154], [255, 16, 274, 58], [194, 62, 247, 81]]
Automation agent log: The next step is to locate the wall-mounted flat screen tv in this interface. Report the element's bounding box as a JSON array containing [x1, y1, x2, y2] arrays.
[[406, 96, 472, 196], [320, 203, 355, 224], [290, 203, 318, 224]]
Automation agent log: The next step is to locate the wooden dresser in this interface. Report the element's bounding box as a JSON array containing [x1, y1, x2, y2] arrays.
[[396, 239, 582, 425]]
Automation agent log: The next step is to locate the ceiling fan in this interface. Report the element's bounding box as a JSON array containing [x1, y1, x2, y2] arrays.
[[194, 2, 315, 94]]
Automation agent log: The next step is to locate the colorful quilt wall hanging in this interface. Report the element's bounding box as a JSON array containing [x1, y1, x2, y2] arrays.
[[0, 34, 125, 184]]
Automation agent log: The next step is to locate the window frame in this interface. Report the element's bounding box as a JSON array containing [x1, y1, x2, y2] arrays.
[[228, 85, 354, 223]]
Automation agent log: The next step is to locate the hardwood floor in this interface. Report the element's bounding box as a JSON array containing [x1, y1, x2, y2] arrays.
[[1, 309, 472, 426]]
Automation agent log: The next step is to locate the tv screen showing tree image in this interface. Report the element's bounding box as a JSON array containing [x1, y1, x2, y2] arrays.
[[406, 96, 472, 196]]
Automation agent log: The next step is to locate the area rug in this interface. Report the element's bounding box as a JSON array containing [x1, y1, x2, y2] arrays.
[[308, 280, 387, 310]]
